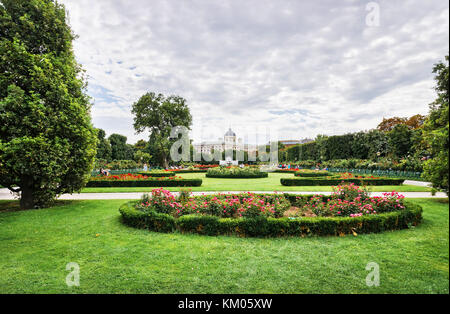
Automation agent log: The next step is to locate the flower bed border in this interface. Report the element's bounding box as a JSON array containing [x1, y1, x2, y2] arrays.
[[119, 197, 422, 237], [294, 171, 330, 177], [169, 169, 208, 174], [136, 171, 175, 177], [280, 177, 405, 186], [86, 178, 202, 187], [206, 172, 268, 179]]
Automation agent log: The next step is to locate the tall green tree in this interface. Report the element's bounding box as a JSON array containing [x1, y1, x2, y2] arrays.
[[0, 0, 97, 209], [131, 92, 192, 168], [387, 124, 413, 158], [95, 128, 112, 161], [422, 56, 449, 194], [108, 133, 134, 160]]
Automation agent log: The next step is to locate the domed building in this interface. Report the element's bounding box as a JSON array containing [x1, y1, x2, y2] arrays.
[[193, 128, 256, 154]]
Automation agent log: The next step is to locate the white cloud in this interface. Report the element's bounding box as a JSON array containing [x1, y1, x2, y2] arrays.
[[60, 0, 449, 144]]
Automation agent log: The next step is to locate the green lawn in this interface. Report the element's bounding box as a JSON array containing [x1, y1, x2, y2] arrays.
[[0, 198, 448, 293], [81, 172, 431, 193]]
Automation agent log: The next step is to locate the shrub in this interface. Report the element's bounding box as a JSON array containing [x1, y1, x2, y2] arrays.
[[119, 200, 422, 237], [206, 167, 268, 178], [294, 169, 330, 177], [137, 170, 175, 177], [119, 187, 422, 237], [281, 177, 405, 186], [86, 175, 202, 187]]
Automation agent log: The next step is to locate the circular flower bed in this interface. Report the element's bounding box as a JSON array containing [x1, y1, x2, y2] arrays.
[[119, 184, 422, 237], [205, 166, 268, 178]]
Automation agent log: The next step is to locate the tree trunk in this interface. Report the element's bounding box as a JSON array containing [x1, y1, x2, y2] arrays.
[[162, 156, 169, 169], [20, 187, 34, 209]]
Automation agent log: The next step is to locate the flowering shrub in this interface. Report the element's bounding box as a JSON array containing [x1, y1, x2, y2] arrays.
[[136, 190, 290, 218], [294, 169, 330, 177], [90, 173, 182, 181], [299, 184, 405, 218], [334, 172, 380, 180], [206, 166, 268, 178]]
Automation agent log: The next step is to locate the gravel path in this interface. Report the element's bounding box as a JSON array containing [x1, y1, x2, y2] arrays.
[[0, 188, 446, 200]]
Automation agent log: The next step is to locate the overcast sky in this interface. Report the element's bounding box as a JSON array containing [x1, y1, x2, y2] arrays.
[[60, 0, 449, 144]]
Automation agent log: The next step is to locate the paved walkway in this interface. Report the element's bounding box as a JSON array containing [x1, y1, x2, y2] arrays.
[[403, 180, 432, 187], [0, 188, 447, 200]]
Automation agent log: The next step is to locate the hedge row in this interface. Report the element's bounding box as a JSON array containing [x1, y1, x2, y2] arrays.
[[119, 201, 422, 237], [280, 178, 405, 186], [136, 171, 175, 177], [294, 172, 330, 177], [170, 170, 207, 174], [206, 172, 268, 179], [86, 179, 202, 187], [273, 169, 298, 174]]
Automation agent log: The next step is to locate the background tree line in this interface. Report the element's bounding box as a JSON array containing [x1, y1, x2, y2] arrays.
[[279, 114, 428, 163]]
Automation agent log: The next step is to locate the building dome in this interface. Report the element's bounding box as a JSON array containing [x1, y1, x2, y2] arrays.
[[225, 128, 236, 137]]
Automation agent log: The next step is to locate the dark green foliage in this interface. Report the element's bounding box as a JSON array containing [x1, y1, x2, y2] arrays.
[[388, 124, 413, 158], [280, 177, 405, 186], [119, 200, 422, 237], [86, 178, 202, 187], [108, 133, 134, 161], [132, 92, 192, 168], [294, 170, 329, 177], [422, 56, 449, 195], [284, 129, 392, 162], [136, 171, 175, 177], [95, 128, 112, 161], [0, 0, 97, 208], [205, 168, 268, 178], [119, 201, 175, 232]]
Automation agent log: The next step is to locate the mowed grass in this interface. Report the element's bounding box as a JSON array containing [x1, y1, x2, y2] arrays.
[[81, 172, 431, 193], [0, 198, 448, 294]]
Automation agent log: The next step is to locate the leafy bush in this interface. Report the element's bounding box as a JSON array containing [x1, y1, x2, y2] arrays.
[[95, 159, 139, 170], [87, 175, 202, 187], [137, 170, 175, 177], [300, 185, 405, 218], [281, 176, 405, 186], [135, 190, 290, 219], [206, 166, 268, 178], [119, 199, 422, 237], [294, 169, 330, 177]]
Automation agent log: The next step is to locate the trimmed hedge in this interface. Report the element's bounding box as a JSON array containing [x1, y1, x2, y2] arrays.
[[119, 202, 176, 232], [119, 200, 422, 237], [136, 171, 175, 177], [206, 172, 268, 178], [86, 178, 202, 187], [294, 171, 330, 177], [273, 169, 298, 174], [280, 177, 405, 186], [170, 170, 207, 174]]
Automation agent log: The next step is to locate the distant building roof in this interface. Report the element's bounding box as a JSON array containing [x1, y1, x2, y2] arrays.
[[225, 128, 236, 137]]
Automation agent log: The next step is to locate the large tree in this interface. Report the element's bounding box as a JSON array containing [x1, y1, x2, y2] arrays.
[[108, 133, 134, 161], [388, 124, 413, 158], [422, 56, 449, 194], [132, 92, 192, 168], [0, 0, 97, 208], [95, 128, 112, 161]]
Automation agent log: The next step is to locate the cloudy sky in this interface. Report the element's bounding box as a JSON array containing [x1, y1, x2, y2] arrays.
[[60, 0, 449, 144]]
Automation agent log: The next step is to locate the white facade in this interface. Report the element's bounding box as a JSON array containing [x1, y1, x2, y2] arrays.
[[193, 128, 257, 153]]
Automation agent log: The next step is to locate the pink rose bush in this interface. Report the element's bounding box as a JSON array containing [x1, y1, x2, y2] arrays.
[[300, 183, 406, 217], [136, 189, 290, 219]]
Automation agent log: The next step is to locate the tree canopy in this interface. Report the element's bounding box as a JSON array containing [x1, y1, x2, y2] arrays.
[[422, 55, 449, 194], [132, 92, 192, 168], [0, 0, 97, 208]]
